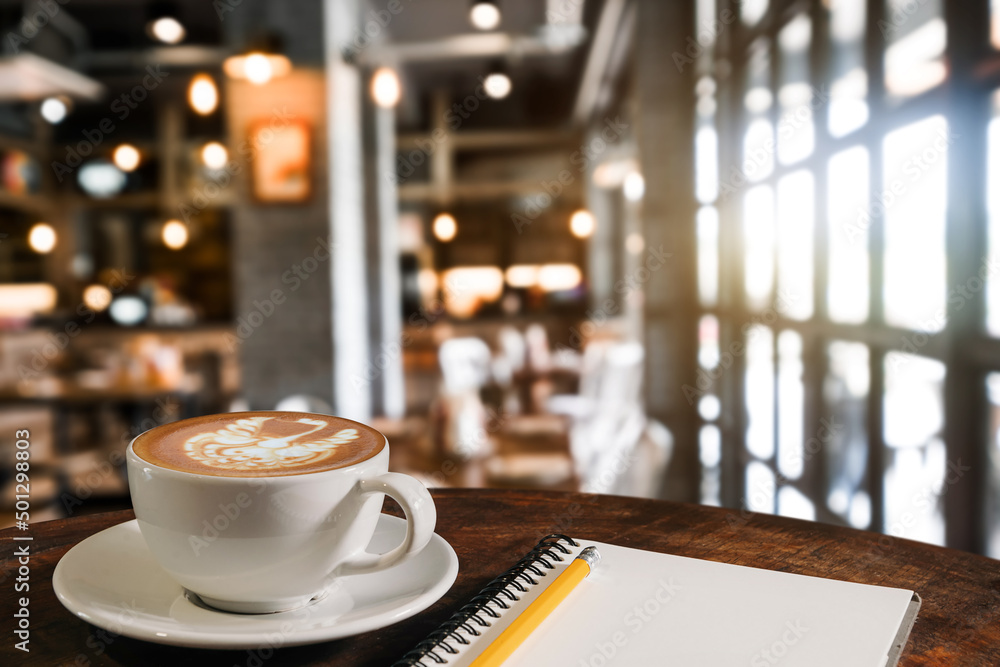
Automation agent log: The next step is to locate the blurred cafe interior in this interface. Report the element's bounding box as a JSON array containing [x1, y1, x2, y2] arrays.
[[1, 0, 1000, 559]]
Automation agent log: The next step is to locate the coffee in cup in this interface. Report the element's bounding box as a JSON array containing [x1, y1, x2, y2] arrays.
[[126, 411, 437, 614]]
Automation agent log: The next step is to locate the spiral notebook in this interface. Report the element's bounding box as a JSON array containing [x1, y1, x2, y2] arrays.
[[394, 534, 921, 667]]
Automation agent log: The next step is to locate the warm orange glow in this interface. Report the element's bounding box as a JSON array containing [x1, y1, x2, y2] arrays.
[[223, 54, 291, 84], [569, 209, 596, 238], [162, 220, 189, 250], [433, 213, 457, 242], [188, 74, 218, 115], [28, 223, 56, 253], [112, 144, 140, 172], [371, 67, 402, 108]]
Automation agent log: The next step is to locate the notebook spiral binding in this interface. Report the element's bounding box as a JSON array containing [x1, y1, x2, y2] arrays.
[[392, 534, 580, 667]]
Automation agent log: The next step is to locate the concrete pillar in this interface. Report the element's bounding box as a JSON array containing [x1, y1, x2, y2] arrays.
[[634, 0, 700, 501], [325, 0, 371, 420]]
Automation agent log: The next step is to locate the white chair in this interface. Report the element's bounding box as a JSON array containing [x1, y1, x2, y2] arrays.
[[438, 338, 493, 459], [568, 341, 673, 498]]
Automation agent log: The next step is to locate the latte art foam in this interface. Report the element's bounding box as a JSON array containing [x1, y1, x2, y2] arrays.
[[184, 416, 360, 472], [132, 412, 385, 477]]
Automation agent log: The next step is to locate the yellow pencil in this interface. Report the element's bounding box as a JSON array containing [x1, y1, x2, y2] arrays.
[[469, 546, 601, 667]]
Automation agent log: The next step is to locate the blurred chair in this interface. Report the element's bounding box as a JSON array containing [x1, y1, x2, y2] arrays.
[[565, 341, 672, 498], [524, 324, 551, 374], [497, 326, 527, 375], [437, 337, 493, 459], [581, 412, 673, 498]]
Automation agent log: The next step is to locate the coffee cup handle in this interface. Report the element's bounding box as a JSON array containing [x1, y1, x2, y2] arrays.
[[336, 472, 437, 576]]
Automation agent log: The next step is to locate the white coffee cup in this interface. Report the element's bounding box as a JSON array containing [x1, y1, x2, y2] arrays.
[[125, 416, 436, 614]]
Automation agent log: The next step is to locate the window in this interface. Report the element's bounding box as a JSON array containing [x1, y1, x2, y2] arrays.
[[689, 0, 1000, 554]]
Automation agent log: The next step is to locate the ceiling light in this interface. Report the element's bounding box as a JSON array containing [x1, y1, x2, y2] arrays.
[[244, 53, 273, 85], [371, 67, 402, 108], [484, 71, 512, 99], [223, 54, 292, 84], [433, 213, 457, 242], [188, 74, 218, 115], [569, 209, 596, 238], [28, 223, 56, 254], [147, 2, 185, 44], [470, 1, 501, 30], [623, 172, 645, 201], [150, 17, 185, 44], [113, 144, 140, 172], [162, 220, 189, 250], [201, 142, 228, 169], [40, 97, 69, 124], [82, 284, 112, 312]]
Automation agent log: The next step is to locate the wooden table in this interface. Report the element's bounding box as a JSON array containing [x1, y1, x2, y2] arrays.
[[1, 489, 997, 666]]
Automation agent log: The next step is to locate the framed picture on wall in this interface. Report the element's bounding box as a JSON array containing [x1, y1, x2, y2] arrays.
[[250, 118, 311, 203]]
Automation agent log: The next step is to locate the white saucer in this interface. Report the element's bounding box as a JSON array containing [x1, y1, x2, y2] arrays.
[[53, 515, 458, 649]]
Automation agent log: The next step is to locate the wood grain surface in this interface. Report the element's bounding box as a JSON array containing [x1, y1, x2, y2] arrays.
[[1, 489, 997, 666]]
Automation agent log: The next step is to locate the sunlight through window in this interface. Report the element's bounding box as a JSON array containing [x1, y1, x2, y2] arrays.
[[984, 373, 1000, 557], [825, 341, 870, 526], [698, 207, 720, 307], [696, 126, 719, 204], [987, 92, 1000, 336], [827, 147, 870, 323], [777, 171, 814, 320], [778, 486, 816, 521], [778, 16, 814, 165], [884, 0, 946, 99], [700, 425, 722, 506], [747, 460, 776, 513], [746, 325, 775, 460], [777, 330, 805, 480], [883, 352, 946, 545], [883, 116, 948, 332], [744, 185, 776, 310], [829, 0, 868, 136]]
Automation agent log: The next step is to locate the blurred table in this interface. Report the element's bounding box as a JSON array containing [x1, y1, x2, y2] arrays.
[[380, 415, 578, 490], [2, 489, 998, 665]]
